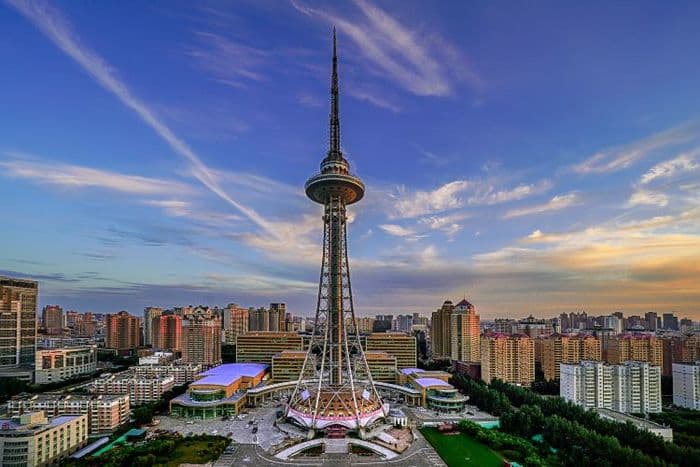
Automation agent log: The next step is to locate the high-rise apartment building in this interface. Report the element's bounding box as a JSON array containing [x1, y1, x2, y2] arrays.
[[493, 318, 517, 334], [365, 332, 417, 370], [541, 334, 601, 381], [223, 303, 249, 344], [143, 307, 162, 346], [152, 314, 182, 353], [450, 299, 480, 363], [607, 334, 662, 367], [480, 333, 535, 386], [105, 311, 141, 354], [561, 360, 662, 413], [661, 335, 700, 376], [182, 315, 221, 366], [672, 362, 700, 410], [269, 303, 286, 332], [645, 312, 658, 331], [356, 316, 376, 334], [0, 276, 38, 378], [248, 307, 270, 332], [662, 313, 679, 331], [430, 300, 453, 359], [64, 310, 80, 331], [395, 314, 413, 333], [41, 305, 64, 334]]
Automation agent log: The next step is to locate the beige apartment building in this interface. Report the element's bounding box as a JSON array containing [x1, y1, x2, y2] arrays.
[[131, 363, 202, 386], [481, 333, 535, 386], [450, 299, 480, 363], [607, 335, 663, 367], [89, 374, 175, 405], [0, 412, 88, 466], [430, 300, 454, 359], [541, 334, 601, 381], [6, 393, 130, 435]]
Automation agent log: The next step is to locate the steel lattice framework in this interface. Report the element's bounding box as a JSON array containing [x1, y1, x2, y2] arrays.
[[285, 30, 386, 438]]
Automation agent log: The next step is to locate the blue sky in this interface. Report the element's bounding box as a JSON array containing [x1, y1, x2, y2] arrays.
[[2, 0, 700, 319]]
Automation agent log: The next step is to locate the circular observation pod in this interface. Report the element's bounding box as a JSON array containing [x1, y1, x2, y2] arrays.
[[305, 173, 365, 205]]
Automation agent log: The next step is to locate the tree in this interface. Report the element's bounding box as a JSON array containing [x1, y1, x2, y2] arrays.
[[133, 404, 155, 425]]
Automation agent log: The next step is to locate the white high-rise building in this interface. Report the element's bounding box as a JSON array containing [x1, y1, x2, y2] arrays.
[[561, 360, 661, 413], [672, 362, 700, 410], [603, 315, 623, 334]]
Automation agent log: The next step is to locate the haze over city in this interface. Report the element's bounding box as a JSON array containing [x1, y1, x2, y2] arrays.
[[2, 0, 700, 318]]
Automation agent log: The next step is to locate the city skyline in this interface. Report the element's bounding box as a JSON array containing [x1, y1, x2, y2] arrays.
[[2, 1, 700, 318]]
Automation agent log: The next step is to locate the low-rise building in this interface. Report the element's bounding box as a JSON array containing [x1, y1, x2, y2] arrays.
[[89, 373, 175, 405], [6, 393, 130, 435], [236, 332, 304, 365], [404, 370, 466, 413], [271, 350, 306, 382], [131, 363, 202, 386], [595, 408, 672, 442], [34, 345, 97, 384], [365, 332, 417, 370], [560, 360, 662, 414], [672, 362, 700, 410], [170, 363, 269, 419], [365, 351, 397, 383], [0, 412, 89, 466]]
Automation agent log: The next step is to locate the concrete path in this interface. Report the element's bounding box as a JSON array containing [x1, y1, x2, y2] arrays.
[[275, 438, 398, 461]]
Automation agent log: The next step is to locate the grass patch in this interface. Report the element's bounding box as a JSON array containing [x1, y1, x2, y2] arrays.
[[155, 438, 226, 467], [421, 427, 502, 467]]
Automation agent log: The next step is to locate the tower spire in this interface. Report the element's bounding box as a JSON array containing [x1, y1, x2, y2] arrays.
[[329, 27, 341, 158]]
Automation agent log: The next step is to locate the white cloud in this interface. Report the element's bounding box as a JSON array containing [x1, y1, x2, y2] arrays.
[[0, 157, 191, 196], [7, 0, 278, 237], [186, 31, 267, 89], [391, 180, 470, 219], [389, 179, 551, 219], [627, 189, 669, 207], [467, 180, 553, 205], [503, 192, 581, 219], [291, 0, 480, 97], [571, 122, 700, 174], [346, 86, 401, 113], [379, 224, 416, 237], [640, 152, 699, 184]]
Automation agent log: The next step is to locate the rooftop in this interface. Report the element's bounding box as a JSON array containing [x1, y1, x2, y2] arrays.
[[193, 363, 268, 387], [595, 408, 670, 431], [413, 377, 452, 389]]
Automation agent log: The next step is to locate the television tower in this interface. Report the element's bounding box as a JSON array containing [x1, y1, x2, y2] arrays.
[[286, 29, 386, 438]]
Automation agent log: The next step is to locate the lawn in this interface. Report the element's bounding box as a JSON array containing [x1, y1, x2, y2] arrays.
[[421, 427, 503, 467], [156, 438, 228, 467]]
